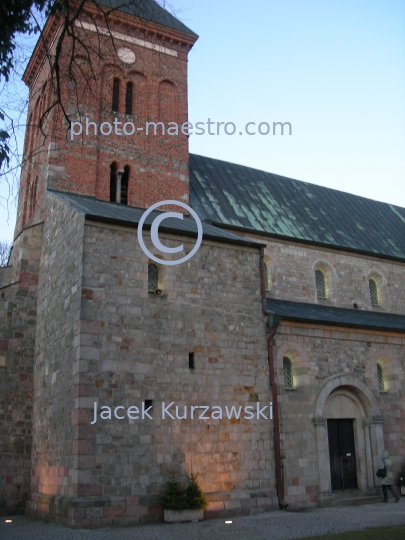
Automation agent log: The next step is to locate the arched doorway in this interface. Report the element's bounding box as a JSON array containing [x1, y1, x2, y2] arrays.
[[313, 375, 384, 498]]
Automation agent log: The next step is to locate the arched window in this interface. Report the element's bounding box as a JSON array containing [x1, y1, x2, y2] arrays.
[[148, 263, 159, 292], [283, 356, 293, 388], [369, 278, 378, 306], [315, 269, 326, 298], [120, 165, 129, 205], [125, 82, 133, 115], [112, 78, 120, 112], [377, 363, 384, 392], [110, 163, 129, 204], [109, 162, 117, 202]]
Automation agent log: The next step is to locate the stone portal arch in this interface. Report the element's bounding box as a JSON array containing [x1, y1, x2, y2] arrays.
[[313, 374, 384, 498]]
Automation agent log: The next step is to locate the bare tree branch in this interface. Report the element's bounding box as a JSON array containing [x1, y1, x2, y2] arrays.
[[0, 240, 12, 267]]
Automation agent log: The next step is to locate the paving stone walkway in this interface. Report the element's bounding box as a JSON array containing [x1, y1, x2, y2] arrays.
[[1, 501, 405, 540]]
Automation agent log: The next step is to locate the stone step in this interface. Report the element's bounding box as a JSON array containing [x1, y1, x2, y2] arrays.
[[319, 491, 381, 508]]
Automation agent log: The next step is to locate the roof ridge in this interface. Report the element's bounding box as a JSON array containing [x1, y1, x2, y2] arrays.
[[189, 153, 405, 211]]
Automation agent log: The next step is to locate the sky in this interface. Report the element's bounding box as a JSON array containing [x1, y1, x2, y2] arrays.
[[1, 0, 405, 243]]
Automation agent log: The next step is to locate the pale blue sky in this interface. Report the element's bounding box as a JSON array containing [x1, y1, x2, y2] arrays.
[[1, 0, 404, 242], [184, 0, 405, 201]]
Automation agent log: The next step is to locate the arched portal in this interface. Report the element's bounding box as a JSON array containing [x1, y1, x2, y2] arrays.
[[313, 375, 384, 497]]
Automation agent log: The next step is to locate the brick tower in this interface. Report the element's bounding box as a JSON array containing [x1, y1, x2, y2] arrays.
[[15, 0, 198, 237]]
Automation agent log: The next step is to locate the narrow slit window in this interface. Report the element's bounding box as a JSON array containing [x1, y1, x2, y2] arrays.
[[283, 357, 293, 388], [315, 269, 326, 298], [125, 82, 133, 115], [148, 263, 159, 292], [120, 165, 129, 204], [144, 399, 153, 410], [109, 162, 117, 202], [377, 363, 384, 392], [369, 279, 378, 306], [189, 353, 195, 370], [112, 78, 120, 112]]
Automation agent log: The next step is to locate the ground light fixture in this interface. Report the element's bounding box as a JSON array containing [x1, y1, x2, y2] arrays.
[[224, 520, 233, 524], [5, 519, 13, 523]]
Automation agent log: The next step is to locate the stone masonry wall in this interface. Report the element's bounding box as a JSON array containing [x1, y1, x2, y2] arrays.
[[65, 220, 273, 527], [234, 232, 405, 507], [274, 322, 405, 507], [242, 234, 405, 314], [0, 223, 42, 515], [26, 194, 84, 519]]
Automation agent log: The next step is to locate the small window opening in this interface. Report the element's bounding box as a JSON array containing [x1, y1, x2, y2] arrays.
[[109, 162, 117, 202], [120, 165, 129, 205], [110, 163, 129, 204], [377, 363, 384, 392], [125, 82, 133, 115], [369, 279, 379, 306], [148, 263, 159, 292], [144, 399, 153, 410], [189, 352, 195, 370], [283, 356, 293, 388], [315, 269, 326, 299], [112, 78, 120, 112]]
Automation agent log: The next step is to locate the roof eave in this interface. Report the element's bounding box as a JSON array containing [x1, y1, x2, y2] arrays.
[[211, 221, 405, 265]]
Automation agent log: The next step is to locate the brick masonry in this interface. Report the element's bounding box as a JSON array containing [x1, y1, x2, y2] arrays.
[[15, 4, 197, 237]]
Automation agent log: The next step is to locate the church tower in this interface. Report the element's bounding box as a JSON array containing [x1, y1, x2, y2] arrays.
[[1, 0, 201, 520], [15, 0, 198, 237]]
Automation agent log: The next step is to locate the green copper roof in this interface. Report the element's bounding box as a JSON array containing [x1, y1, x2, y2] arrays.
[[189, 154, 405, 261]]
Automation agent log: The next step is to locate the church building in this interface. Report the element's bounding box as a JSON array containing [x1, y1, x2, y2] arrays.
[[1, 0, 404, 528]]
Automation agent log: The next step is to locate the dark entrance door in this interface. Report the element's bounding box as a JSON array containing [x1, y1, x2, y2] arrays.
[[327, 419, 358, 491]]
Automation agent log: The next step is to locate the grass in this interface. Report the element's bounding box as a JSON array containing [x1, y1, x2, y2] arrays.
[[300, 525, 405, 540]]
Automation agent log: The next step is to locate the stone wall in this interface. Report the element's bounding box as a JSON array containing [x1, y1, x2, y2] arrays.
[[245, 234, 405, 314], [65, 221, 274, 526], [26, 195, 84, 519], [25, 199, 278, 527], [3, 197, 404, 522], [0, 224, 42, 515], [274, 321, 405, 507], [226, 231, 405, 508]]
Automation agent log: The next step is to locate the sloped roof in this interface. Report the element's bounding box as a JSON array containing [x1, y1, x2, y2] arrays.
[[267, 299, 405, 332], [47, 189, 261, 248], [189, 154, 405, 261], [97, 0, 198, 37]]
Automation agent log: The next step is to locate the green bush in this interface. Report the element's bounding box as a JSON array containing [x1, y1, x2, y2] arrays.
[[186, 472, 208, 510], [161, 472, 208, 510], [161, 475, 188, 510]]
